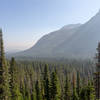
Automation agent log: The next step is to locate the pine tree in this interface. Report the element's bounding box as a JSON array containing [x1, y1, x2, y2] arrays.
[[64, 74, 71, 100], [43, 64, 50, 100], [9, 57, 22, 100], [0, 29, 10, 100], [28, 66, 36, 100], [80, 86, 87, 100], [35, 80, 42, 100], [50, 71, 60, 100], [80, 81, 95, 100], [20, 81, 26, 100], [40, 79, 45, 100], [24, 72, 31, 100], [86, 81, 95, 100], [24, 84, 31, 100], [72, 73, 79, 100], [76, 71, 81, 96], [32, 86, 36, 100]]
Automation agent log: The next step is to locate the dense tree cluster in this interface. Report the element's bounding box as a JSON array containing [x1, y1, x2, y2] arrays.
[[1, 58, 96, 100]]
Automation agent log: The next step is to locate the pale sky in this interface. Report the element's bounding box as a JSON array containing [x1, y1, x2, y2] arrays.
[[0, 0, 100, 52]]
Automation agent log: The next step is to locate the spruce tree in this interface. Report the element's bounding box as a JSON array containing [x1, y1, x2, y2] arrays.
[[20, 81, 26, 100], [35, 80, 42, 100], [50, 71, 60, 100], [43, 64, 50, 100], [80, 81, 95, 100], [86, 81, 95, 100], [76, 71, 81, 96], [80, 86, 87, 100], [24, 84, 31, 100], [9, 57, 22, 100], [0, 29, 10, 100], [64, 74, 71, 100], [72, 73, 79, 100], [24, 72, 31, 100], [40, 80, 45, 100]]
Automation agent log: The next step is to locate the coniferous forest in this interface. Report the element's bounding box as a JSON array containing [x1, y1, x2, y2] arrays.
[[0, 30, 97, 100], [2, 0, 100, 100]]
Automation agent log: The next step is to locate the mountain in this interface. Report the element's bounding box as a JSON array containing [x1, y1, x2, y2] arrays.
[[11, 11, 100, 59], [12, 24, 81, 58], [57, 11, 100, 58]]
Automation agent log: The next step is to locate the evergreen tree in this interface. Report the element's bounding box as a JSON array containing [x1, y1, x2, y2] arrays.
[[24, 84, 31, 100], [28, 66, 36, 100], [76, 71, 81, 96], [43, 64, 50, 100], [35, 80, 42, 100], [50, 71, 60, 100], [40, 79, 45, 100], [24, 72, 31, 100], [72, 73, 79, 100], [32, 87, 36, 100], [80, 86, 87, 100], [86, 81, 95, 100], [80, 81, 95, 100], [9, 57, 22, 100], [0, 29, 10, 100], [64, 74, 71, 100], [20, 81, 26, 100]]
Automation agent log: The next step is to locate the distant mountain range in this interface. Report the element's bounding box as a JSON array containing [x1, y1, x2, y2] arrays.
[[10, 11, 100, 59]]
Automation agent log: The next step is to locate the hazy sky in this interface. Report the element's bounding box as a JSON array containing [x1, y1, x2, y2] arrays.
[[0, 0, 100, 52]]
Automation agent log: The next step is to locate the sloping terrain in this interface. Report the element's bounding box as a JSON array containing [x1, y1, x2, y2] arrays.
[[11, 11, 100, 59]]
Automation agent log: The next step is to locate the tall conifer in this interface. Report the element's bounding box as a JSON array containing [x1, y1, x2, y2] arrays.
[[86, 81, 95, 100], [0, 29, 10, 100], [76, 71, 81, 96], [9, 57, 22, 100], [64, 74, 71, 100], [35, 80, 42, 100], [50, 71, 60, 100], [43, 64, 50, 100], [72, 73, 79, 100]]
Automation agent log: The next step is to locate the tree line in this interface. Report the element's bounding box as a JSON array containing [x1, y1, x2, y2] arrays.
[[0, 56, 96, 100]]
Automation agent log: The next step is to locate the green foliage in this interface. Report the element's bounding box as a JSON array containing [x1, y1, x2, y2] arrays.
[[80, 81, 95, 100], [10, 57, 22, 100], [64, 74, 71, 100], [0, 31, 11, 100], [35, 80, 42, 100], [86, 81, 95, 100], [50, 71, 60, 100], [80, 86, 88, 100], [43, 64, 50, 100], [72, 73, 79, 100], [76, 71, 81, 96], [7, 59, 96, 100]]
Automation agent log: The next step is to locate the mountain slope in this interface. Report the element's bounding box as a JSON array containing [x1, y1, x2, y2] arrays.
[[55, 11, 100, 58], [14, 24, 81, 57], [12, 11, 100, 59]]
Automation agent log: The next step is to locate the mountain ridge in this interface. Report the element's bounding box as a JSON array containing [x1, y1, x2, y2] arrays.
[[9, 11, 100, 59]]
